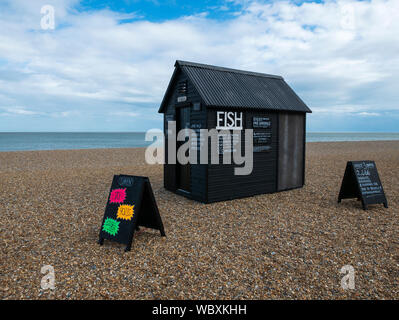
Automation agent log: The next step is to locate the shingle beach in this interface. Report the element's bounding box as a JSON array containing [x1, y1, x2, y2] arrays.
[[0, 141, 398, 299]]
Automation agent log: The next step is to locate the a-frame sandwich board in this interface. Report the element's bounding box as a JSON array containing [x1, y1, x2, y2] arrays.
[[338, 161, 388, 210], [99, 175, 166, 252]]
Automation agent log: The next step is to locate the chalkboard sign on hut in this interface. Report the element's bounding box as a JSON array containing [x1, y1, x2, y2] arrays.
[[338, 161, 388, 210], [158, 61, 312, 203], [99, 175, 166, 251]]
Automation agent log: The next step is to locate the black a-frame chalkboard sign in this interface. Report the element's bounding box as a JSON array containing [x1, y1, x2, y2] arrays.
[[338, 161, 388, 210], [99, 175, 166, 251]]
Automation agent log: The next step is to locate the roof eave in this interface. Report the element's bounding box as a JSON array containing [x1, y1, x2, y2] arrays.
[[206, 104, 312, 113]]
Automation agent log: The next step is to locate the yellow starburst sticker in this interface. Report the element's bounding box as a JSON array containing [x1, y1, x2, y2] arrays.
[[117, 204, 134, 221]]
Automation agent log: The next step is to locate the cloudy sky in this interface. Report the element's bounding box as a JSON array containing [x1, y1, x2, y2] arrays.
[[0, 0, 398, 132]]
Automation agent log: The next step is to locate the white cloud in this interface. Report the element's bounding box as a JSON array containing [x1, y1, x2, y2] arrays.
[[108, 111, 140, 117], [358, 112, 381, 117], [51, 110, 81, 118], [0, 0, 398, 131], [0, 107, 41, 115]]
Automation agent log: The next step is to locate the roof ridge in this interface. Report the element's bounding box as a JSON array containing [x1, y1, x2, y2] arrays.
[[176, 60, 283, 80]]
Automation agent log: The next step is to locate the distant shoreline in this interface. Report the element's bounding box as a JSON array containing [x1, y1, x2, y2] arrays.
[[1, 139, 399, 153], [1, 131, 398, 133], [1, 132, 399, 152]]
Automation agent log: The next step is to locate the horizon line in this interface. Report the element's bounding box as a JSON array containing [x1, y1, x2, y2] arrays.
[[0, 131, 399, 134]]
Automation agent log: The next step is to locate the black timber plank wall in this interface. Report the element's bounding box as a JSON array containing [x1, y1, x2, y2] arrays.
[[189, 107, 207, 202], [163, 69, 207, 202], [164, 91, 176, 192], [206, 109, 278, 203]]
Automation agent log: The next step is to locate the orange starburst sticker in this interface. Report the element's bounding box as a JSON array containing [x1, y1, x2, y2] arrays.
[[117, 204, 134, 221]]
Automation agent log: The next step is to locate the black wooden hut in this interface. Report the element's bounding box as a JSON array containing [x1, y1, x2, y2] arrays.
[[158, 60, 312, 203]]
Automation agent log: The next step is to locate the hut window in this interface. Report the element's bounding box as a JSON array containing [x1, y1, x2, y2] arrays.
[[177, 80, 188, 95]]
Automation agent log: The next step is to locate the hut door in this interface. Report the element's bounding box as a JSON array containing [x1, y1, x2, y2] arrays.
[[176, 106, 191, 192], [278, 113, 304, 191]]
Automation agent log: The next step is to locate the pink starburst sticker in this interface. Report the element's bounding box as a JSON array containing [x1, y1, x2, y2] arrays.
[[109, 188, 127, 204]]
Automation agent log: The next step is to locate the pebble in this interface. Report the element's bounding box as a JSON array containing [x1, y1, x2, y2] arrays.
[[0, 142, 398, 299]]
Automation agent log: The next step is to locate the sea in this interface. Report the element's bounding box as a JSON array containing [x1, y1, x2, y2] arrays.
[[0, 132, 399, 152]]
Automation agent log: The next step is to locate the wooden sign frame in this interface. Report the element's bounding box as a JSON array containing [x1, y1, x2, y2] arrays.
[[338, 161, 388, 210]]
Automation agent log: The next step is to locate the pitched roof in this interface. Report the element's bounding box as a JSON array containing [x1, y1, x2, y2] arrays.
[[158, 60, 311, 113]]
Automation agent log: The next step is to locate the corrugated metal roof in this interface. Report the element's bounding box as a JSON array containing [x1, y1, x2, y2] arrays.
[[158, 60, 311, 113]]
